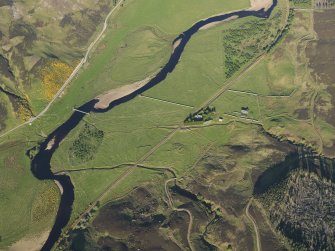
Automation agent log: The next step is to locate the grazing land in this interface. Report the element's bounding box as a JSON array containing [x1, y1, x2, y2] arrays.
[[0, 141, 59, 248], [289, 0, 311, 8], [1, 0, 335, 250], [0, 0, 252, 248], [228, 9, 330, 153]]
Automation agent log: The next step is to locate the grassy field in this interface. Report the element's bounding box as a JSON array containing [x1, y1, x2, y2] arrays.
[[45, 3, 335, 250], [142, 129, 215, 175], [69, 167, 129, 220], [50, 96, 192, 172], [0, 1, 254, 247], [0, 92, 20, 133], [25, 0, 251, 117], [144, 2, 287, 107], [1, 0, 252, 144], [232, 52, 296, 96], [212, 91, 261, 121], [289, 0, 312, 8], [48, 2, 289, 224], [48, 0, 289, 234], [0, 142, 59, 248], [207, 8, 329, 151], [101, 167, 167, 203], [69, 166, 168, 224]]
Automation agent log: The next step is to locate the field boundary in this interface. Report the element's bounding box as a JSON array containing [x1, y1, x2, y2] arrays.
[[139, 94, 194, 108]]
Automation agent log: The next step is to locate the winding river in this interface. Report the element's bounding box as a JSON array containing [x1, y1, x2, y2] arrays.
[[29, 2, 278, 250]]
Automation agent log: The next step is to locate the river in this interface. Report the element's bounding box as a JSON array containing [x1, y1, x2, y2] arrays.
[[28, 2, 278, 250]]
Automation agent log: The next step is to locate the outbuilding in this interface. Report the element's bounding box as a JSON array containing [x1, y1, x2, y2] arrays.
[[241, 107, 249, 116]]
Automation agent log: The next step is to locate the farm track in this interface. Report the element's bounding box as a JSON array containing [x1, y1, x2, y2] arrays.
[[227, 88, 296, 98], [0, 0, 124, 140], [246, 198, 261, 251], [55, 163, 177, 177], [165, 178, 195, 251], [307, 10, 324, 153], [198, 54, 267, 111], [200, 0, 290, 109], [310, 90, 324, 152], [67, 127, 181, 232], [54, 164, 130, 175]]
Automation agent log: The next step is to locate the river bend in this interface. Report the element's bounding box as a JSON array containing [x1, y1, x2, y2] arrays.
[[29, 2, 278, 250]]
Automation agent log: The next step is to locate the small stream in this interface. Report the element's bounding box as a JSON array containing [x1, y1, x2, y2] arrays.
[[28, 2, 278, 250]]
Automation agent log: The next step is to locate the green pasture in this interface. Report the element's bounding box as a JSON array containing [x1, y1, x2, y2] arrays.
[[212, 91, 261, 121], [0, 142, 59, 249], [69, 165, 168, 222], [289, 0, 312, 8], [144, 4, 287, 108], [6, 0, 250, 153], [50, 96, 193, 172], [0, 92, 20, 133], [69, 167, 130, 220], [102, 167, 166, 203], [142, 129, 213, 175], [232, 52, 296, 96], [27, 0, 250, 117]]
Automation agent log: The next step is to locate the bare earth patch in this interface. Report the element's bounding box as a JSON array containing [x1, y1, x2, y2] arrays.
[[200, 15, 239, 30], [249, 0, 273, 11], [5, 231, 49, 251], [45, 136, 56, 150], [54, 180, 64, 195], [172, 38, 181, 52], [94, 76, 154, 109]]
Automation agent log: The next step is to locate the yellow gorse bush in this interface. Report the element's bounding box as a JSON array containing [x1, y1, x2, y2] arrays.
[[17, 104, 31, 121], [31, 185, 59, 222], [42, 61, 74, 100]]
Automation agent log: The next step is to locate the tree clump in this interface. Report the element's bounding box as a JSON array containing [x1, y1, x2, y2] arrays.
[[69, 123, 104, 163]]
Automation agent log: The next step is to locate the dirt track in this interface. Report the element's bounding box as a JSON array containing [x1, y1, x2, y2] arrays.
[[246, 199, 261, 251], [165, 178, 195, 251]]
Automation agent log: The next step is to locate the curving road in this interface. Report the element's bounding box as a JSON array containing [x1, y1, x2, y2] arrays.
[[165, 178, 195, 251], [246, 198, 261, 251], [0, 0, 124, 139], [67, 128, 181, 238]]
